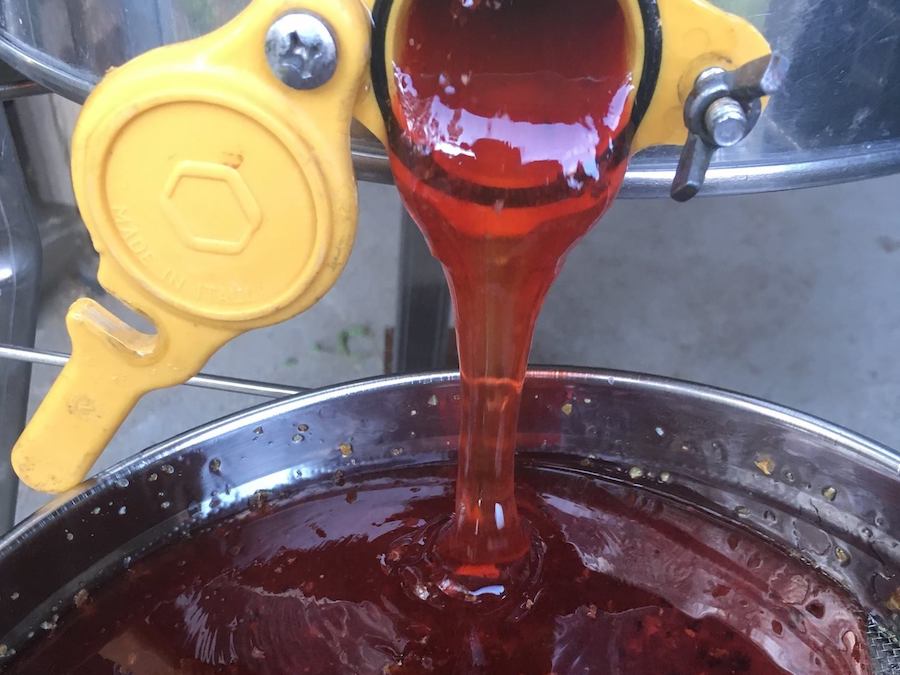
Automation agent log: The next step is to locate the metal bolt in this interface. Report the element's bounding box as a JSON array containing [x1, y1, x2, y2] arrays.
[[265, 12, 337, 90], [705, 97, 749, 147], [695, 66, 726, 86]]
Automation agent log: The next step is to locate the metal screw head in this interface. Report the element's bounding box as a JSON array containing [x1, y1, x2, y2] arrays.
[[705, 97, 749, 147], [265, 12, 337, 90]]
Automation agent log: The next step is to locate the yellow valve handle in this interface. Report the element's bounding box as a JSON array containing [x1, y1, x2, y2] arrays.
[[13, 301, 232, 491], [13, 0, 375, 493]]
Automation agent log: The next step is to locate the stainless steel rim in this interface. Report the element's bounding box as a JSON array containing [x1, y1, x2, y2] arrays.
[[12, 367, 899, 533], [620, 140, 900, 198], [336, 126, 900, 197]]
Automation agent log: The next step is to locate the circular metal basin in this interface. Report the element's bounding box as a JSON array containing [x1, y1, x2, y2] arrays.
[[0, 369, 897, 668], [1, 1, 899, 195]]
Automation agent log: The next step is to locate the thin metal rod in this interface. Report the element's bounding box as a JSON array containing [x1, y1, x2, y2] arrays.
[[0, 344, 308, 399], [0, 80, 47, 101]]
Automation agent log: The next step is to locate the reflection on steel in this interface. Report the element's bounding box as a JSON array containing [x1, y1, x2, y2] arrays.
[[1, 0, 899, 195], [0, 106, 40, 533], [0, 369, 896, 659], [625, 140, 900, 197], [0, 344, 307, 399]]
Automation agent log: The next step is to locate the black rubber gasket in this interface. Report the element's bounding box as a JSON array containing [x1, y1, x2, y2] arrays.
[[370, 0, 394, 126], [634, 0, 662, 129], [371, 0, 662, 133]]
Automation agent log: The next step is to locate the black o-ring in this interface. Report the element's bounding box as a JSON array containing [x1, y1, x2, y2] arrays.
[[370, 0, 662, 134], [634, 0, 662, 129], [370, 0, 394, 126], [636, 0, 663, 129]]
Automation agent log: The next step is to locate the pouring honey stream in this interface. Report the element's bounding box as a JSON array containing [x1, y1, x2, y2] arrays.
[[385, 0, 634, 577]]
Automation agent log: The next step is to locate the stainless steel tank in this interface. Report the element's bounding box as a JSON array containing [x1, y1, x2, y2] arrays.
[[0, 370, 898, 669], [1, 0, 899, 195]]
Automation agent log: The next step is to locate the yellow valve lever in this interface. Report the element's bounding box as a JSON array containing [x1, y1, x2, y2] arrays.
[[13, 0, 378, 493]]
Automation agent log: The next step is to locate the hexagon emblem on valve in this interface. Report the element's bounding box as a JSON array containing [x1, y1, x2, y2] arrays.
[[161, 161, 263, 255]]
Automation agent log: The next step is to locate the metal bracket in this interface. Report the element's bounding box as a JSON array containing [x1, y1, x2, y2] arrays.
[[671, 53, 790, 202]]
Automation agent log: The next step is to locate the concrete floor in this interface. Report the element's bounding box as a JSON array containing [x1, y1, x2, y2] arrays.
[[14, 174, 900, 518]]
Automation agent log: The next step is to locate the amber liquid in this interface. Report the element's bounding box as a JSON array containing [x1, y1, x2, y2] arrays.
[[10, 466, 870, 674], [388, 0, 634, 567]]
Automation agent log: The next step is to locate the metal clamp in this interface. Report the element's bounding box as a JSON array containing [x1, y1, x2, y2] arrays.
[[671, 53, 789, 202]]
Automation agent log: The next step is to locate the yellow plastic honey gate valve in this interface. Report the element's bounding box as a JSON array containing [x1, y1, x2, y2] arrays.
[[12, 0, 383, 493], [13, 0, 769, 494]]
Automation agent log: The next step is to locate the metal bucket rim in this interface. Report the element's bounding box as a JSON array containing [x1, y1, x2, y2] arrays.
[[6, 366, 898, 551]]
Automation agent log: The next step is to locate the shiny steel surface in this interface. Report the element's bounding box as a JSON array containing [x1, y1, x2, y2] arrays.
[[1, 0, 899, 195], [0, 369, 897, 664], [0, 108, 41, 533]]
